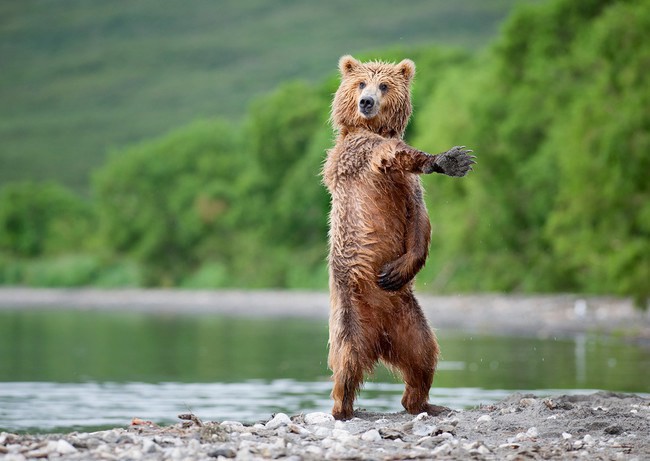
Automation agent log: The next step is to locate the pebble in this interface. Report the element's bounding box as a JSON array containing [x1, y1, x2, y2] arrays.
[[562, 432, 573, 439], [361, 429, 382, 442], [304, 412, 334, 425], [477, 414, 492, 423], [265, 413, 291, 429]]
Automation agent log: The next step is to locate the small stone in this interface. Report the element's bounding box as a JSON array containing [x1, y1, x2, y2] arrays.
[[2, 454, 26, 461], [288, 423, 310, 436], [605, 425, 623, 435], [477, 415, 492, 423], [314, 427, 332, 438], [332, 428, 354, 443], [562, 432, 573, 439], [304, 412, 334, 425], [413, 412, 430, 421], [583, 434, 594, 445], [519, 398, 536, 407], [208, 447, 236, 458], [477, 444, 491, 455], [361, 429, 381, 442], [526, 427, 539, 438], [573, 440, 584, 449], [305, 445, 323, 456], [334, 420, 346, 429], [265, 413, 291, 429], [412, 422, 436, 436], [142, 439, 159, 453], [431, 442, 451, 456], [56, 439, 77, 454]]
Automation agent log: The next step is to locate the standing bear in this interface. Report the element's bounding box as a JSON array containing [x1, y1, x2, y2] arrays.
[[323, 55, 475, 420]]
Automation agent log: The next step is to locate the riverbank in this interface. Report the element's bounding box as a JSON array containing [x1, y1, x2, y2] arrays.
[[0, 287, 648, 340], [2, 392, 648, 460]]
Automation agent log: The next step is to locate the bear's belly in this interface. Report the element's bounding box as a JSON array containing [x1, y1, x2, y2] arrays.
[[329, 183, 409, 280]]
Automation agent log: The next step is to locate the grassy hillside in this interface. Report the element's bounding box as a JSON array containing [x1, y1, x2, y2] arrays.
[[0, 0, 538, 191]]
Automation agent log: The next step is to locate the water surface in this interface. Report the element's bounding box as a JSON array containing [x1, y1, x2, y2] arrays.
[[1, 310, 648, 432]]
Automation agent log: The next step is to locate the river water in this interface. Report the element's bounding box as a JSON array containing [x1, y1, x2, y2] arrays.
[[1, 310, 648, 432]]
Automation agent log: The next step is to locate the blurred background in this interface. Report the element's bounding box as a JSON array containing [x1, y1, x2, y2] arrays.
[[1, 0, 649, 433], [1, 0, 647, 303]]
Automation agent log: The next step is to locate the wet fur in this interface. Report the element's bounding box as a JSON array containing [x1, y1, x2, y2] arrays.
[[323, 56, 474, 420]]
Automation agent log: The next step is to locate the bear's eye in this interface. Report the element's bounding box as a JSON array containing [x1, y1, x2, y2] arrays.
[[379, 83, 388, 92], [359, 82, 366, 90]]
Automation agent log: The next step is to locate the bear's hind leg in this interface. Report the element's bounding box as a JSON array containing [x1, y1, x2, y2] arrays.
[[328, 291, 378, 420], [330, 350, 364, 420], [382, 293, 449, 416]]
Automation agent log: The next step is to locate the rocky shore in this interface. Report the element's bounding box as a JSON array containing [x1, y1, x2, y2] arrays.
[[2, 392, 648, 460]]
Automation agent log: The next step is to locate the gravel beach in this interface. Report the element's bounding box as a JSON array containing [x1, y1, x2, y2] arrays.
[[2, 392, 649, 460], [2, 288, 649, 460]]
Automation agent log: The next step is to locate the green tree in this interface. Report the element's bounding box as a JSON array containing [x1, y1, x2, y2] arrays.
[[0, 181, 93, 257], [94, 119, 248, 285], [545, 0, 650, 305]]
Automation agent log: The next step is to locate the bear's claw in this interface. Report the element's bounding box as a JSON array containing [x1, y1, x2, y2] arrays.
[[377, 266, 410, 291], [435, 146, 476, 177]]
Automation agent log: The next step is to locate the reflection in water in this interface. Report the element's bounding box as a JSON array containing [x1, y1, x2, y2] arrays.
[[0, 309, 648, 433]]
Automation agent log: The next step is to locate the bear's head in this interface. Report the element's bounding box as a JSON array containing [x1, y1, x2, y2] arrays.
[[331, 55, 415, 138]]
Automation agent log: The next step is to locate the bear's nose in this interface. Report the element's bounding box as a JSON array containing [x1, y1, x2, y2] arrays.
[[359, 96, 375, 111]]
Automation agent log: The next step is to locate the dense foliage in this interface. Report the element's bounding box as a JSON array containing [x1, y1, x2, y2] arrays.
[[0, 0, 647, 306]]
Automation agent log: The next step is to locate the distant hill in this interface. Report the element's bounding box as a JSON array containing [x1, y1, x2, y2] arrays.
[[0, 0, 539, 191]]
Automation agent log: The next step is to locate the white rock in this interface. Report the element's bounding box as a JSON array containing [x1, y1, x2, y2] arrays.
[[56, 439, 77, 454], [361, 429, 382, 442], [332, 428, 354, 443], [526, 427, 539, 438], [413, 412, 430, 422], [305, 445, 323, 456], [266, 413, 291, 429], [221, 420, 244, 427], [334, 420, 346, 429], [477, 414, 492, 423], [431, 443, 451, 456], [2, 454, 26, 461], [562, 432, 573, 439], [440, 432, 454, 440], [583, 434, 594, 445], [412, 422, 436, 436], [515, 432, 527, 441], [477, 444, 491, 455], [320, 437, 335, 448], [304, 412, 334, 425], [142, 439, 159, 453], [288, 423, 310, 436], [314, 427, 332, 438]]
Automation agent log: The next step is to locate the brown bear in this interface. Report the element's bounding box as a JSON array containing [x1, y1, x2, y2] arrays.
[[322, 55, 475, 420]]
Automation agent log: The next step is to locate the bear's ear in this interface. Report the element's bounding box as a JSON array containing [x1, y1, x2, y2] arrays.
[[339, 55, 360, 77], [397, 59, 416, 82]]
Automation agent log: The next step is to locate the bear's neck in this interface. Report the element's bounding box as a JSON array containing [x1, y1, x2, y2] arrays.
[[341, 125, 402, 139]]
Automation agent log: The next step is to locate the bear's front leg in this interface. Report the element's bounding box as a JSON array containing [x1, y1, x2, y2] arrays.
[[424, 146, 475, 177]]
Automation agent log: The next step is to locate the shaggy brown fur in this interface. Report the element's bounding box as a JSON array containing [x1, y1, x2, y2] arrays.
[[323, 55, 475, 420]]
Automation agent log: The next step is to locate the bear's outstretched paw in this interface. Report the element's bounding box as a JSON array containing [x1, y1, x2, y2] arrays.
[[377, 262, 411, 291], [435, 146, 476, 177]]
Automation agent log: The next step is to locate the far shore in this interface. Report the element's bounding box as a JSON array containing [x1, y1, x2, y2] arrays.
[[1, 287, 648, 341]]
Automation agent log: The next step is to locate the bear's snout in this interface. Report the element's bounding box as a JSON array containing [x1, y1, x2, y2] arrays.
[[359, 93, 379, 118], [359, 96, 375, 111]]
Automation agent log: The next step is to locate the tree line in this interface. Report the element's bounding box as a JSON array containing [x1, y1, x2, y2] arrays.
[[1, 0, 648, 306]]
